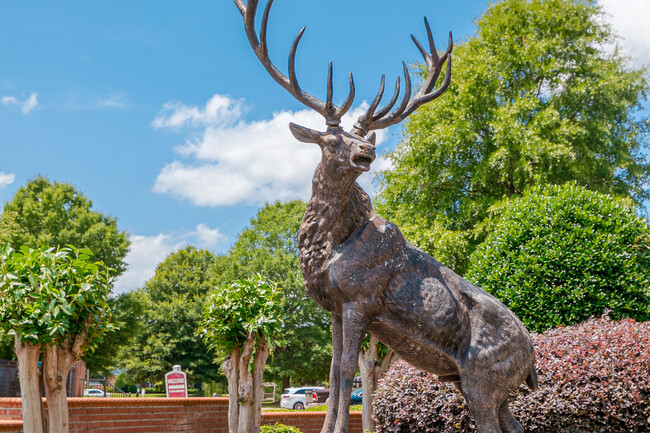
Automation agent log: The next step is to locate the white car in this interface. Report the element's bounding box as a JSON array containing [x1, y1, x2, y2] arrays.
[[83, 388, 106, 397], [280, 386, 324, 410]]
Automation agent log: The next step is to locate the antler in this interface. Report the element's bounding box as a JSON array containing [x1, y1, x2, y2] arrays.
[[352, 18, 453, 136], [234, 0, 355, 126]]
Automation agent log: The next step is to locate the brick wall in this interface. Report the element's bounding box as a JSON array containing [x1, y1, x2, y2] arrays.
[[0, 398, 363, 433], [0, 420, 21, 433]]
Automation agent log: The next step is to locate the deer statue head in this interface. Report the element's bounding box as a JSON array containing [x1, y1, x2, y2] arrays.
[[233, 0, 452, 182]]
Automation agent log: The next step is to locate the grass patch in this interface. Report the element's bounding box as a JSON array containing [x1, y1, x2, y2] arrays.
[[264, 405, 362, 412]]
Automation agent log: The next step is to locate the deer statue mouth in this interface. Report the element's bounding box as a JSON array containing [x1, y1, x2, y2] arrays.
[[351, 154, 375, 172]]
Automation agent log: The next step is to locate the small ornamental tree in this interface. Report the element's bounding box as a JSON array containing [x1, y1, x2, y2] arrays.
[[200, 275, 283, 433], [373, 316, 649, 433], [466, 183, 650, 332], [0, 245, 113, 433]]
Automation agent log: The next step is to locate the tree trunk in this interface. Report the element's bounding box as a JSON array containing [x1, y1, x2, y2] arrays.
[[237, 336, 256, 433], [282, 376, 290, 392], [358, 335, 377, 432], [223, 348, 241, 433], [224, 335, 269, 433], [251, 337, 269, 433], [358, 335, 398, 433], [42, 334, 85, 433], [14, 337, 44, 433]]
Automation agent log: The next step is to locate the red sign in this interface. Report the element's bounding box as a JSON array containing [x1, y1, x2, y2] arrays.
[[165, 371, 188, 398]]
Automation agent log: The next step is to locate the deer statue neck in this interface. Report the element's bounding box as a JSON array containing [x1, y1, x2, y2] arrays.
[[298, 162, 374, 299]]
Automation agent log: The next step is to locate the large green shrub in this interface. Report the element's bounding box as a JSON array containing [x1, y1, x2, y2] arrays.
[[373, 316, 649, 433], [466, 183, 650, 332]]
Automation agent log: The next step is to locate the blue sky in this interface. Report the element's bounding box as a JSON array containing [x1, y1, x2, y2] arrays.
[[1, 0, 648, 293]]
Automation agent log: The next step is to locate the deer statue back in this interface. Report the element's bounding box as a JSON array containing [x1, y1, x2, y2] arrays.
[[234, 2, 538, 433]]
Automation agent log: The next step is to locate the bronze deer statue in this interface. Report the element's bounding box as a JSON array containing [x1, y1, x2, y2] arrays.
[[233, 2, 538, 433]]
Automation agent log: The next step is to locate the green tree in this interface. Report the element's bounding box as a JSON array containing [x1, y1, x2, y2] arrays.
[[84, 291, 146, 377], [122, 246, 221, 386], [0, 245, 113, 433], [0, 332, 12, 359], [0, 177, 130, 275], [215, 201, 332, 387], [376, 0, 649, 274], [201, 275, 284, 433], [466, 183, 650, 332]]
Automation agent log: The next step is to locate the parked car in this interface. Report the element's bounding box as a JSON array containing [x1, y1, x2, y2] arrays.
[[83, 388, 105, 397], [306, 388, 330, 406], [350, 388, 362, 405], [307, 388, 363, 407], [280, 386, 325, 410]]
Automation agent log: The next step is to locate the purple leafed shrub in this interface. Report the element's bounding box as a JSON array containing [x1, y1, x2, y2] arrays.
[[373, 316, 649, 433]]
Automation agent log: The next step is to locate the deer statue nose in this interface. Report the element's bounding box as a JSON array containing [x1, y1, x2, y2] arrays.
[[351, 142, 375, 172], [359, 142, 376, 156]]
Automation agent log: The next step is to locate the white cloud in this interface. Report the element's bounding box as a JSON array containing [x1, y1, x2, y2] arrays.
[[191, 223, 228, 249], [1, 93, 38, 114], [152, 94, 388, 207], [152, 94, 245, 129], [112, 233, 181, 294], [0, 172, 15, 189], [599, 0, 650, 67], [112, 224, 227, 294]]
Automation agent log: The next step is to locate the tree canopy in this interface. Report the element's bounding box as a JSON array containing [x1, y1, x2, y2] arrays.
[[214, 201, 332, 386], [0, 177, 130, 276], [375, 0, 649, 274], [201, 275, 284, 359], [0, 244, 114, 349]]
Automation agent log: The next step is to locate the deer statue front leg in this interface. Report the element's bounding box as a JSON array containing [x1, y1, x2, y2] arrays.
[[322, 313, 342, 433], [333, 303, 370, 433]]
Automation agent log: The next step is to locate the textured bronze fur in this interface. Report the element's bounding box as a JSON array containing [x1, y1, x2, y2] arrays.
[[234, 2, 538, 432]]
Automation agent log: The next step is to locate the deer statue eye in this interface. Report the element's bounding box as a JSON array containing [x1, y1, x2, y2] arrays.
[[324, 136, 340, 149]]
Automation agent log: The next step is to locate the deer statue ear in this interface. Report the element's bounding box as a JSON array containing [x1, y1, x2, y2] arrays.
[[367, 131, 377, 145], [289, 123, 324, 144]]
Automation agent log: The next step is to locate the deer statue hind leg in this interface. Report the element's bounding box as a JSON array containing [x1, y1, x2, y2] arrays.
[[457, 369, 515, 433], [461, 386, 503, 433], [498, 401, 524, 433]]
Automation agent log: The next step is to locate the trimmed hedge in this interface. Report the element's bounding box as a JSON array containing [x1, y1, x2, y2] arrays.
[[373, 316, 649, 432], [467, 183, 650, 332], [261, 423, 302, 433]]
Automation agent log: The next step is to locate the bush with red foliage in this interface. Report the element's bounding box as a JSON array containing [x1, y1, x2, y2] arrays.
[[373, 316, 649, 433]]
